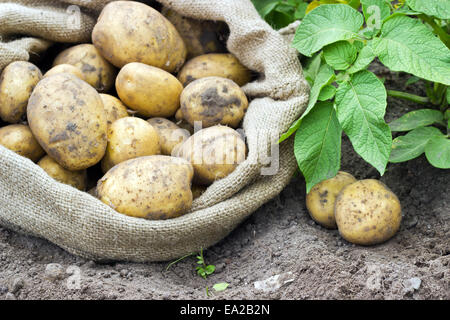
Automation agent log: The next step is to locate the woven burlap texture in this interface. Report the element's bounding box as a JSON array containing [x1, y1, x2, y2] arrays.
[[0, 0, 309, 262]]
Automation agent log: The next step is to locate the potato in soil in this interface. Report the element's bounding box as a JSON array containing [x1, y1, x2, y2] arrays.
[[147, 117, 190, 156], [97, 155, 194, 220], [116, 62, 183, 118], [101, 117, 161, 173], [0, 61, 42, 123], [180, 77, 248, 128], [38, 155, 87, 191], [306, 171, 357, 229], [0, 124, 45, 162], [27, 73, 107, 171], [92, 1, 187, 72], [175, 125, 246, 185], [335, 179, 402, 245]]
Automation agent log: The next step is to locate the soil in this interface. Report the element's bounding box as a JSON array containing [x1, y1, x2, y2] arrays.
[[0, 61, 449, 300]]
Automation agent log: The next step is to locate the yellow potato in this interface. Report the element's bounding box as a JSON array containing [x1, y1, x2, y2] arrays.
[[176, 125, 246, 185], [180, 77, 248, 128], [306, 171, 357, 229], [116, 62, 183, 118], [97, 155, 194, 220], [27, 73, 107, 170], [43, 64, 84, 80], [0, 124, 45, 162], [38, 155, 87, 190], [162, 7, 226, 59], [178, 53, 252, 87], [147, 117, 190, 156], [53, 44, 117, 92], [335, 179, 402, 245], [99, 94, 129, 131], [0, 61, 42, 123], [101, 117, 161, 173], [92, 1, 187, 72]]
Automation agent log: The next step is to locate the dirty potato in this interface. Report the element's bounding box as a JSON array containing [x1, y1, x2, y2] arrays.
[[116, 62, 183, 118], [53, 44, 117, 92], [178, 53, 252, 87], [180, 77, 248, 128], [147, 117, 190, 156], [27, 73, 107, 171], [0, 124, 45, 162], [97, 155, 194, 220], [335, 179, 402, 245], [92, 1, 187, 72], [101, 117, 161, 173], [99, 94, 129, 131], [0, 61, 42, 123], [306, 171, 357, 229], [38, 155, 87, 190], [43, 64, 84, 80], [176, 125, 246, 185]]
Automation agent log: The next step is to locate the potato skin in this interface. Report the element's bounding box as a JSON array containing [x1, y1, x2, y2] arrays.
[[101, 117, 161, 173], [92, 1, 187, 72], [116, 63, 183, 118], [0, 61, 42, 123], [53, 44, 117, 92], [97, 155, 194, 220], [176, 125, 246, 185], [43, 64, 84, 80], [38, 155, 87, 191], [147, 117, 190, 156], [306, 171, 357, 229], [335, 179, 402, 245], [27, 73, 107, 171], [99, 94, 129, 130], [0, 124, 45, 162], [178, 54, 252, 87], [180, 77, 248, 128]]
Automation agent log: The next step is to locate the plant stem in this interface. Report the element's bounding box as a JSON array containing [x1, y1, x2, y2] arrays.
[[387, 90, 430, 105]]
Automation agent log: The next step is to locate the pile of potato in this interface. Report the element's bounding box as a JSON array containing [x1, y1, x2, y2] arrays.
[[0, 1, 252, 220]]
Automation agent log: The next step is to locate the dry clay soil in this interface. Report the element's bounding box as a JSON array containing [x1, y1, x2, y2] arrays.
[[0, 63, 449, 300]]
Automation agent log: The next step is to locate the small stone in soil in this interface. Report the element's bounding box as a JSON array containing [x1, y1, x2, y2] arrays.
[[45, 263, 65, 281], [9, 278, 24, 294]]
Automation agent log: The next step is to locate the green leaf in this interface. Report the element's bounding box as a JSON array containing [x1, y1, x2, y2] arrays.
[[405, 76, 420, 87], [294, 101, 342, 193], [389, 109, 445, 132], [372, 15, 450, 86], [295, 2, 308, 19], [361, 0, 391, 28], [347, 44, 376, 73], [279, 118, 302, 143], [447, 87, 450, 104], [406, 0, 450, 19], [323, 41, 358, 70], [425, 137, 450, 169], [252, 0, 279, 16], [303, 53, 323, 85], [205, 265, 216, 275], [318, 84, 337, 101], [335, 70, 392, 175], [292, 4, 364, 57], [390, 126, 445, 163], [213, 282, 229, 292]]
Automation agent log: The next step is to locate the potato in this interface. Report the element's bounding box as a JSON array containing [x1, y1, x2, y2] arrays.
[[97, 155, 194, 220], [147, 117, 190, 156], [101, 117, 161, 173], [192, 184, 207, 199], [38, 155, 87, 190], [27, 73, 107, 171], [162, 8, 226, 59], [0, 124, 45, 162], [180, 77, 248, 128], [99, 94, 129, 131], [53, 44, 117, 92], [306, 171, 357, 229], [0, 61, 42, 123], [176, 125, 246, 185], [178, 53, 252, 87], [116, 62, 183, 118], [43, 64, 84, 80], [92, 1, 187, 72], [335, 179, 402, 245]]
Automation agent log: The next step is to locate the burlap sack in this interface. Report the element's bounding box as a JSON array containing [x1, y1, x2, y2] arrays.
[[0, 0, 309, 262]]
